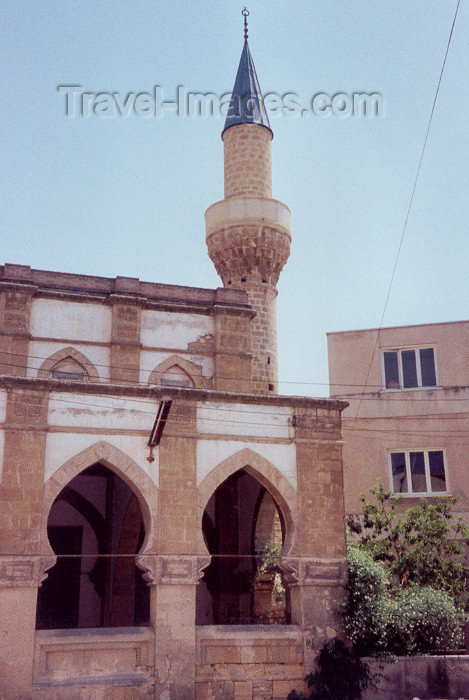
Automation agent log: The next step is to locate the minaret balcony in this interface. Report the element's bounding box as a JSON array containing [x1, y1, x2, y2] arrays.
[[205, 197, 291, 241]]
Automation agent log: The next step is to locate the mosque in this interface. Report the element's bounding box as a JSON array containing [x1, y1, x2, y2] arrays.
[[0, 14, 348, 699]]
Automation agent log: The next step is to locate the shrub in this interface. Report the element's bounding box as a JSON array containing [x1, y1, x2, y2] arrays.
[[286, 639, 374, 700], [343, 541, 390, 655], [347, 482, 469, 611], [386, 585, 464, 655], [343, 543, 464, 656]]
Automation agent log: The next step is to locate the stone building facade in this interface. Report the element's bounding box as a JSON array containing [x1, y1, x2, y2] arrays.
[[0, 29, 348, 700], [328, 320, 469, 519]]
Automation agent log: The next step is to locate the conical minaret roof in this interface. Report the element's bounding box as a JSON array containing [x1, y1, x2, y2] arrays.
[[222, 38, 272, 136]]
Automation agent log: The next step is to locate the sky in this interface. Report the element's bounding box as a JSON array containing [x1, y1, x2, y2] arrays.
[[1, 1, 468, 397]]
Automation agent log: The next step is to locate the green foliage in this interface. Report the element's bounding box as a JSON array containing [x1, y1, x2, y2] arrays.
[[286, 639, 374, 700], [386, 585, 464, 655], [258, 540, 282, 573], [347, 482, 469, 610], [343, 541, 390, 655], [344, 542, 464, 656]]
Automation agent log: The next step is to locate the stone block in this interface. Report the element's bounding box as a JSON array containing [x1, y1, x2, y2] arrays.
[[233, 680, 253, 699], [272, 679, 308, 699], [252, 679, 273, 699]]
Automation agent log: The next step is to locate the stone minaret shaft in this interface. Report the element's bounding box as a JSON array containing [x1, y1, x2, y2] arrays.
[[205, 38, 291, 394]]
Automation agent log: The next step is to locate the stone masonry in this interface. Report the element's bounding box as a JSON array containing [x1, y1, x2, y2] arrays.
[[206, 124, 291, 394]]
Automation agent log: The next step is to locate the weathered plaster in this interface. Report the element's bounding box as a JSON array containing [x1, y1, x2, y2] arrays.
[[30, 298, 112, 343], [196, 439, 297, 489], [44, 432, 158, 486], [140, 309, 213, 349]]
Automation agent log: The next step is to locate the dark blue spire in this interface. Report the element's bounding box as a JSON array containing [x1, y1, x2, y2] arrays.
[[222, 39, 272, 137]]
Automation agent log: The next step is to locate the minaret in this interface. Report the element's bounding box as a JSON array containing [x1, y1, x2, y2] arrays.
[[205, 10, 291, 394]]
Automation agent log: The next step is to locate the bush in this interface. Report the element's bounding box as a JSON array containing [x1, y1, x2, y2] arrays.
[[347, 483, 469, 611], [344, 542, 464, 656], [343, 541, 390, 655], [386, 585, 464, 655], [286, 639, 374, 700]]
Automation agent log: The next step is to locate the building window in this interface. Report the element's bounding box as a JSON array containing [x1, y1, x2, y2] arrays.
[[390, 450, 447, 495], [382, 347, 437, 389], [52, 370, 86, 381], [50, 357, 88, 381]]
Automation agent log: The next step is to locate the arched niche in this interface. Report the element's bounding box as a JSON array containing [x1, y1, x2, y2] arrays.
[[37, 346, 100, 381], [40, 442, 158, 586], [148, 354, 205, 388]]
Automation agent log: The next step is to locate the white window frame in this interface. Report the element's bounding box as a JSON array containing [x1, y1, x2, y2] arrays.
[[388, 449, 449, 497], [381, 345, 438, 391]]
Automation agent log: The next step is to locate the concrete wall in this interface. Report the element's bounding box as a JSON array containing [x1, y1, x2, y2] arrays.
[[327, 321, 469, 516], [328, 320, 469, 394], [363, 655, 469, 700]]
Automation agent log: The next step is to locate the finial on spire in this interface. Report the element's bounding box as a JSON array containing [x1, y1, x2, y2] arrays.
[[242, 7, 249, 41]]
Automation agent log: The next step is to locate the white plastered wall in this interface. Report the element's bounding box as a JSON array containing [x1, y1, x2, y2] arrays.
[[197, 402, 293, 440], [45, 393, 159, 485], [196, 440, 297, 490], [196, 402, 296, 487], [140, 310, 213, 349], [30, 299, 112, 343], [27, 341, 110, 381]]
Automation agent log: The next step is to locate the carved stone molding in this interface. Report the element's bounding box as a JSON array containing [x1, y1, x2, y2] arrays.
[[0, 556, 44, 587], [300, 557, 347, 587], [136, 554, 158, 586], [136, 555, 207, 586], [197, 556, 211, 582], [158, 556, 199, 584], [280, 558, 300, 586], [38, 554, 57, 586]]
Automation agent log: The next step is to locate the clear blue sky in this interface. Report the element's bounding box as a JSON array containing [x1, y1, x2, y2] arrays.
[[1, 1, 468, 396]]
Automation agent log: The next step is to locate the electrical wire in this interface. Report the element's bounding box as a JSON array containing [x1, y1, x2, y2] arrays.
[[1, 352, 469, 406], [1, 387, 468, 440], [351, 0, 462, 428]]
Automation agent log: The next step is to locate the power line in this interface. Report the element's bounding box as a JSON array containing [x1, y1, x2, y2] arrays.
[[1, 351, 469, 400], [351, 0, 462, 428], [1, 387, 468, 439]]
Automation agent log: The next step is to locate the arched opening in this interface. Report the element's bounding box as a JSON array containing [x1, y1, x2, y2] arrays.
[[196, 469, 290, 625], [36, 463, 150, 630]]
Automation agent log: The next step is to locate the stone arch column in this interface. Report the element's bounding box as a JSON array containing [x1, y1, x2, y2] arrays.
[[196, 448, 298, 625]]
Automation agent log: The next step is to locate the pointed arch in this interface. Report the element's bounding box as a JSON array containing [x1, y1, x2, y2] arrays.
[[148, 353, 205, 388], [37, 346, 100, 381], [197, 448, 297, 556], [41, 441, 157, 567]]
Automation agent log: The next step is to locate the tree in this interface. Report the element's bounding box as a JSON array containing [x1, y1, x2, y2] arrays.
[[347, 482, 469, 610]]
